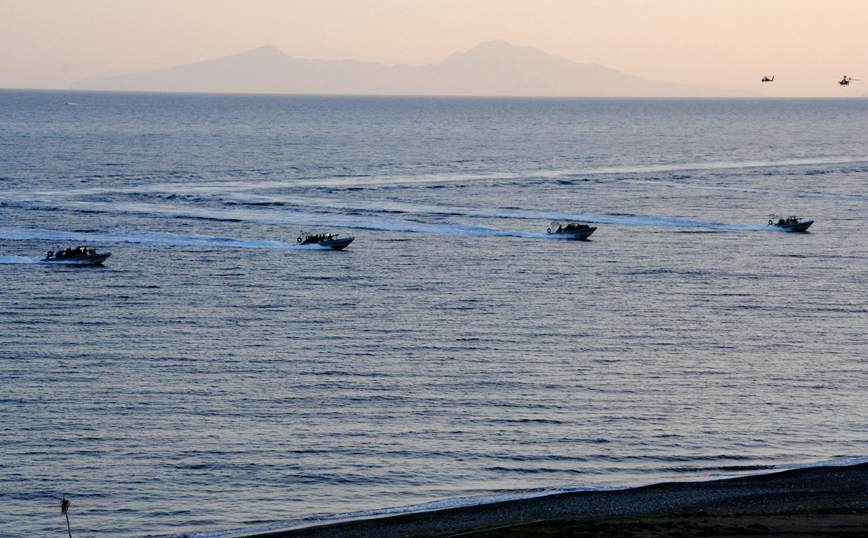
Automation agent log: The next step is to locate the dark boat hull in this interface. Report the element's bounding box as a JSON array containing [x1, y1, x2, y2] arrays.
[[318, 237, 354, 250], [549, 226, 597, 240], [42, 253, 111, 265], [774, 220, 813, 232]]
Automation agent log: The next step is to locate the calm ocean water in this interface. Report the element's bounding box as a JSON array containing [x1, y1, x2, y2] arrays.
[[1, 91, 867, 537]]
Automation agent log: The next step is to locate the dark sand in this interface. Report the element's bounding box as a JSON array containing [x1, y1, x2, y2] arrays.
[[242, 463, 868, 538]]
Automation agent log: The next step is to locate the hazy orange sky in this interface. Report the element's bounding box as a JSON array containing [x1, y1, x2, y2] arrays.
[[2, 0, 867, 97]]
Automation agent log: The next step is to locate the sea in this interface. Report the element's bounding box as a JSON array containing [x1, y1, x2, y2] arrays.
[[1, 90, 867, 538]]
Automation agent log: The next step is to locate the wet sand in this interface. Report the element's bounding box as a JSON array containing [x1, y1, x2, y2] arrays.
[[242, 463, 868, 538]]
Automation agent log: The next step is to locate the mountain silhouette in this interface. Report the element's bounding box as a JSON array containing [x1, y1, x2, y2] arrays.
[[71, 41, 757, 97]]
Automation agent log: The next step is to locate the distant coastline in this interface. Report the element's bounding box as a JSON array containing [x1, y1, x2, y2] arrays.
[[69, 41, 760, 98]]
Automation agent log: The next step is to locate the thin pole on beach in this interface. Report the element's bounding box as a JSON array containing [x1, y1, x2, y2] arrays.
[[60, 495, 72, 538]]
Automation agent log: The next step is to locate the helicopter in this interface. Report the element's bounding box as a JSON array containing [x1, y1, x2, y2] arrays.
[[761, 75, 774, 82], [839, 75, 859, 86]]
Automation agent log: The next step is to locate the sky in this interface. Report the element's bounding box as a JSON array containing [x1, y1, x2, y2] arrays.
[[2, 0, 867, 97]]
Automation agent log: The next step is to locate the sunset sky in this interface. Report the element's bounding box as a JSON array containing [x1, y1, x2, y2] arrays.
[[2, 0, 867, 97]]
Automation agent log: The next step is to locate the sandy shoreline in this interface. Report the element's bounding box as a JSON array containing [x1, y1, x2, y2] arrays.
[[236, 463, 868, 538]]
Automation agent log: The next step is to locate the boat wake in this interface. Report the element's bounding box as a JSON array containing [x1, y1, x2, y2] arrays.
[[1, 192, 777, 239], [624, 179, 868, 201], [0, 255, 41, 264], [0, 227, 304, 251]]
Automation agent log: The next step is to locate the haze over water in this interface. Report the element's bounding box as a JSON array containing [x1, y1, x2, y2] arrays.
[[1, 91, 867, 537]]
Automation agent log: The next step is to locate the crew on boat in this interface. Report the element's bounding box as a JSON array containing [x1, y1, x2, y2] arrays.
[[46, 245, 97, 259], [550, 222, 590, 233], [298, 232, 337, 244], [769, 216, 801, 226]]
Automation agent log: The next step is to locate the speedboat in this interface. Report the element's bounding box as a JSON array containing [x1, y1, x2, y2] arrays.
[[768, 216, 813, 232], [297, 232, 354, 250], [547, 221, 597, 240], [43, 246, 111, 265]]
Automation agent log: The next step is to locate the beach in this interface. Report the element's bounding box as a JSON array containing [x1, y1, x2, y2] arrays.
[[244, 463, 868, 538]]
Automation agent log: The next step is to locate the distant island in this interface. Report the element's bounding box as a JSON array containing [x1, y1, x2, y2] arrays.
[[70, 41, 759, 98]]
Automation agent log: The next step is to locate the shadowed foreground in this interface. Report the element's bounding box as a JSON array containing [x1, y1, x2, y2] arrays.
[[416, 510, 868, 537], [237, 463, 868, 538]]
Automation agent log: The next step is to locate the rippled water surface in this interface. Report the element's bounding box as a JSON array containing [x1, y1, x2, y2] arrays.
[[1, 91, 867, 537]]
